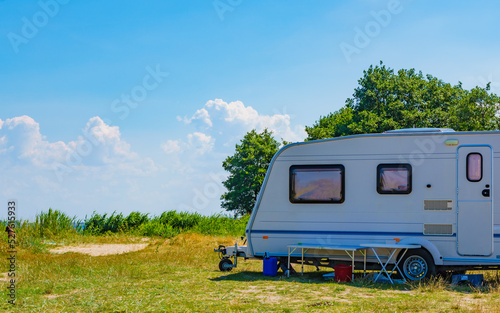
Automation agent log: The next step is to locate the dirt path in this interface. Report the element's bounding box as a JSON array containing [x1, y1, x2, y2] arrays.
[[49, 243, 149, 256]]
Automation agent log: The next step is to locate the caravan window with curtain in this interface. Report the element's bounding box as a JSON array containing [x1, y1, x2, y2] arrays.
[[466, 153, 482, 182], [377, 164, 412, 194], [290, 165, 345, 203]]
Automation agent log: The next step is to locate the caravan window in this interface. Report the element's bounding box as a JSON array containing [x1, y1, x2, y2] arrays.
[[466, 153, 482, 182], [377, 164, 412, 194], [290, 165, 345, 203]]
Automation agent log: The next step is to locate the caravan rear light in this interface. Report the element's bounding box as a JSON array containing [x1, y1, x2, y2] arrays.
[[263, 236, 269, 239]]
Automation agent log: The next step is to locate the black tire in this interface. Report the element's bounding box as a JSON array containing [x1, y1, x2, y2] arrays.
[[399, 248, 436, 281], [219, 258, 233, 272]]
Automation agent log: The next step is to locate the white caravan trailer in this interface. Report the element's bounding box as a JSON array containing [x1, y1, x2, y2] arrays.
[[216, 129, 499, 281]]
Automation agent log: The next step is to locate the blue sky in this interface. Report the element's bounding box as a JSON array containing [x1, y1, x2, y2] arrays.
[[1, 0, 499, 220]]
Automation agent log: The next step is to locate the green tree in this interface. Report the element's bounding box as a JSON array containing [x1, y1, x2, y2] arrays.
[[306, 62, 500, 140], [221, 129, 282, 216]]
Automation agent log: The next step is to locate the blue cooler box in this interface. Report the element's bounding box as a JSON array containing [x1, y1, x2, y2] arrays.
[[263, 257, 278, 276]]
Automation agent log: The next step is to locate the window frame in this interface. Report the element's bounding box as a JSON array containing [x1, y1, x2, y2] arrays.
[[377, 163, 412, 195], [289, 164, 345, 204], [466, 153, 483, 182]]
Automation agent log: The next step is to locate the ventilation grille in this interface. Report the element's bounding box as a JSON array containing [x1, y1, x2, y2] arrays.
[[424, 224, 453, 235], [424, 200, 452, 211]]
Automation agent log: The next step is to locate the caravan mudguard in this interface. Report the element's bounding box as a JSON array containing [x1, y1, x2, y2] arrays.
[[398, 237, 444, 265]]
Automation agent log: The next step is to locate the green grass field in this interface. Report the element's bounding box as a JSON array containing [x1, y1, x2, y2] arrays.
[[1, 232, 500, 312], [2, 210, 500, 312]]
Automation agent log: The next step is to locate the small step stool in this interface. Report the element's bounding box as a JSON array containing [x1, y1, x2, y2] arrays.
[[451, 274, 483, 288]]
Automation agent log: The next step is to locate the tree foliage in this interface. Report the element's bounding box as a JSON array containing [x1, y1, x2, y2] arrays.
[[306, 62, 500, 140], [221, 129, 282, 216]]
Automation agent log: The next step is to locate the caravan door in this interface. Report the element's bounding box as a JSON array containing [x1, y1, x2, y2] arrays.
[[457, 145, 493, 256]]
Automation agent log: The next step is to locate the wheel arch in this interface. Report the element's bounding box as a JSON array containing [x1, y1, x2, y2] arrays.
[[398, 237, 443, 265]]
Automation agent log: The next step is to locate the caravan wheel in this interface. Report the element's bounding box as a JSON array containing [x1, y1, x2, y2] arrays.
[[219, 258, 233, 272], [400, 249, 436, 281]]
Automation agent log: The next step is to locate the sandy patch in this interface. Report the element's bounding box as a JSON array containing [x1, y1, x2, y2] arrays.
[[49, 243, 148, 256]]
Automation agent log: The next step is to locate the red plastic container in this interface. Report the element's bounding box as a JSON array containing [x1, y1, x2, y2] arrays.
[[334, 264, 352, 282]]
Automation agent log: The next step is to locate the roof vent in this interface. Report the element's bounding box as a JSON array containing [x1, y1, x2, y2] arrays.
[[384, 128, 455, 134]]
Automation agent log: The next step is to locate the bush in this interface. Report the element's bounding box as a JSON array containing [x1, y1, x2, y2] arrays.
[[126, 211, 149, 229], [158, 211, 202, 230], [194, 214, 249, 236], [35, 208, 76, 238], [0, 209, 78, 251], [82, 212, 107, 234], [4, 210, 250, 243], [137, 220, 177, 238]]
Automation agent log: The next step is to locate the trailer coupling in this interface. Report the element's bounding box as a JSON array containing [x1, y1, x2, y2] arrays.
[[214, 237, 248, 271]]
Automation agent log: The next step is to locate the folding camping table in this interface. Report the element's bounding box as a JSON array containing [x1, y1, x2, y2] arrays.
[[287, 244, 367, 281], [287, 243, 422, 284], [360, 243, 421, 284]]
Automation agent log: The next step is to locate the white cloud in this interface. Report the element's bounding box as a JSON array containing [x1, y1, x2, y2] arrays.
[[0, 100, 306, 220], [67, 117, 147, 166], [180, 108, 212, 127], [0, 115, 160, 220], [161, 132, 214, 157], [207, 99, 259, 124], [163, 99, 306, 180], [0, 115, 71, 167], [187, 132, 214, 155], [180, 99, 306, 142], [0, 115, 156, 176], [157, 99, 307, 217], [161, 140, 182, 154]]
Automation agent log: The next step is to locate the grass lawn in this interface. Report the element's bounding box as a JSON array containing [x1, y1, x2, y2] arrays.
[[2, 233, 500, 312]]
